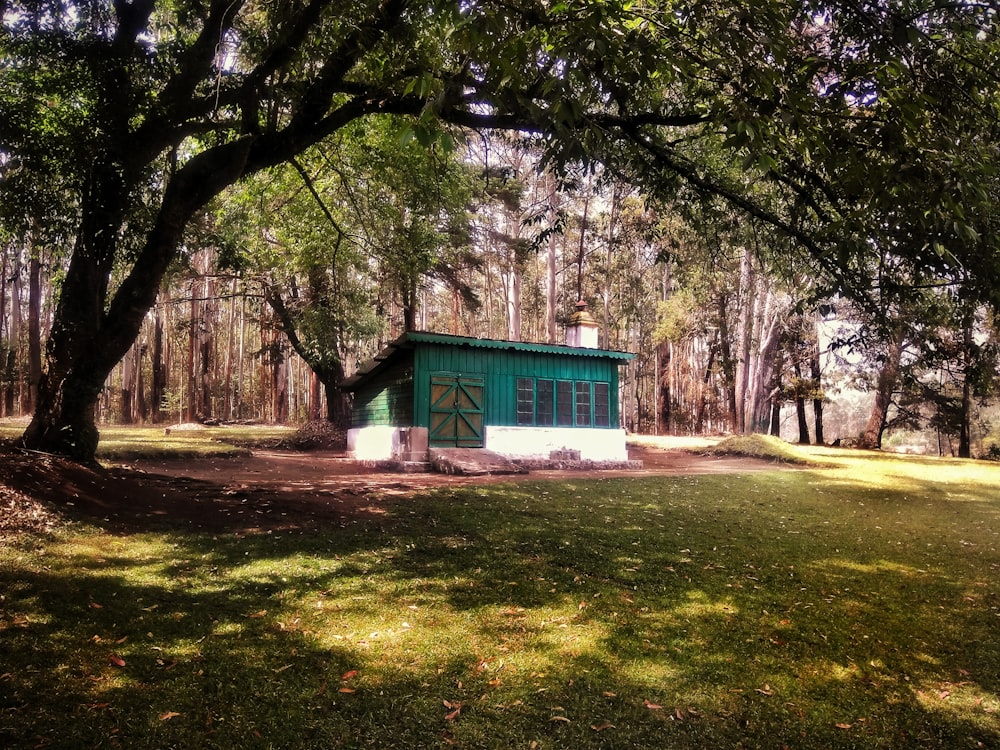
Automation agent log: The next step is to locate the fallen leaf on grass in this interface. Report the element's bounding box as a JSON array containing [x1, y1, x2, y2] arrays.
[[341, 669, 358, 681], [835, 723, 852, 730], [590, 722, 615, 731], [109, 654, 126, 668], [338, 687, 355, 694], [755, 684, 775, 696], [159, 711, 181, 721], [246, 610, 267, 619], [442, 700, 462, 721], [644, 699, 662, 710], [550, 715, 571, 723]]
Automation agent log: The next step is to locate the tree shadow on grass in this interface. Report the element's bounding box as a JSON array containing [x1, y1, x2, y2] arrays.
[[2, 469, 999, 748]]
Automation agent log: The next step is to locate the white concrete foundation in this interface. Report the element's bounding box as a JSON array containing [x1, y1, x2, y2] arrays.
[[484, 426, 629, 462], [347, 426, 429, 462]]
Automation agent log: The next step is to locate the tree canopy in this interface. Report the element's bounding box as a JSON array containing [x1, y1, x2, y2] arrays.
[[1, 0, 998, 460]]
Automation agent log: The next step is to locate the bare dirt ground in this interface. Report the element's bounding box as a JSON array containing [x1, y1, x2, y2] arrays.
[[1, 443, 776, 537]]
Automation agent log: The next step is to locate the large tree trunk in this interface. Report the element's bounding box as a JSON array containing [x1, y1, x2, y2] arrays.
[[859, 327, 904, 450], [22, 142, 250, 461], [22, 161, 127, 459]]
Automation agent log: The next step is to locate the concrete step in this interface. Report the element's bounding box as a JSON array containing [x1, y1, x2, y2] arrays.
[[428, 448, 528, 476]]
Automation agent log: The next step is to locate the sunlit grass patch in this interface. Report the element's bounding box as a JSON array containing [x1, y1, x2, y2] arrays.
[[700, 433, 825, 465], [96, 425, 294, 459], [0, 422, 294, 458]]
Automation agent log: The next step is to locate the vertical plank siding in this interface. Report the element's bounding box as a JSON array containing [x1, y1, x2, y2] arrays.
[[351, 364, 414, 427], [413, 343, 621, 429]]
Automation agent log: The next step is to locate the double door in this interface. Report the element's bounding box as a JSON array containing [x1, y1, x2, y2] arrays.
[[428, 374, 484, 447]]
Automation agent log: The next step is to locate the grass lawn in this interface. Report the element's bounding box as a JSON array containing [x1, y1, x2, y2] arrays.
[[0, 421, 294, 459], [2, 446, 998, 748]]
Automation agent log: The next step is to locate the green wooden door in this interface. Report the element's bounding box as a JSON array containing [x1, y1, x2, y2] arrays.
[[429, 374, 484, 447]]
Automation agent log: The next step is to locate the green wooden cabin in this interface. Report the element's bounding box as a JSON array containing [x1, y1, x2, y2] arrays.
[[343, 331, 634, 463]]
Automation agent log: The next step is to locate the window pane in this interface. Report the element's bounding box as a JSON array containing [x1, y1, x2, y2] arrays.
[[516, 378, 534, 426], [594, 382, 610, 427], [536, 379, 554, 426], [556, 381, 574, 426], [575, 381, 591, 426]]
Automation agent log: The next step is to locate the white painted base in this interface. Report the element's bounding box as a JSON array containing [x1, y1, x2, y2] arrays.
[[347, 426, 429, 462], [349, 425, 628, 463], [485, 426, 629, 462]]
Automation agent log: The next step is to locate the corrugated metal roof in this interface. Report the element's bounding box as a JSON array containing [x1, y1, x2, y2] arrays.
[[341, 332, 633, 390], [404, 332, 635, 360]]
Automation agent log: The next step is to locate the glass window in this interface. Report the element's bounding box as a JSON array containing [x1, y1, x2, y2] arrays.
[[557, 381, 574, 426], [594, 382, 610, 427], [536, 379, 554, 426], [575, 381, 591, 426], [516, 378, 534, 425]]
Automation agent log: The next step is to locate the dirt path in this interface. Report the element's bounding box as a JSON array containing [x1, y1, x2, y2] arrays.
[[2, 445, 777, 536]]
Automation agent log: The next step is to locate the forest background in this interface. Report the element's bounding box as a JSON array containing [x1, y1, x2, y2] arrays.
[[2, 0, 1000, 461]]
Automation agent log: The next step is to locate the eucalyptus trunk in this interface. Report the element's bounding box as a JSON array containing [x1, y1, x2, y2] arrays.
[[26, 244, 42, 414], [859, 328, 904, 450], [794, 361, 810, 444], [265, 285, 351, 428], [810, 335, 825, 445], [958, 311, 974, 459]]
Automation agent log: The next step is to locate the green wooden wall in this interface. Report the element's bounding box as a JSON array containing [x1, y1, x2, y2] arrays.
[[411, 343, 621, 429], [350, 362, 414, 427]]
